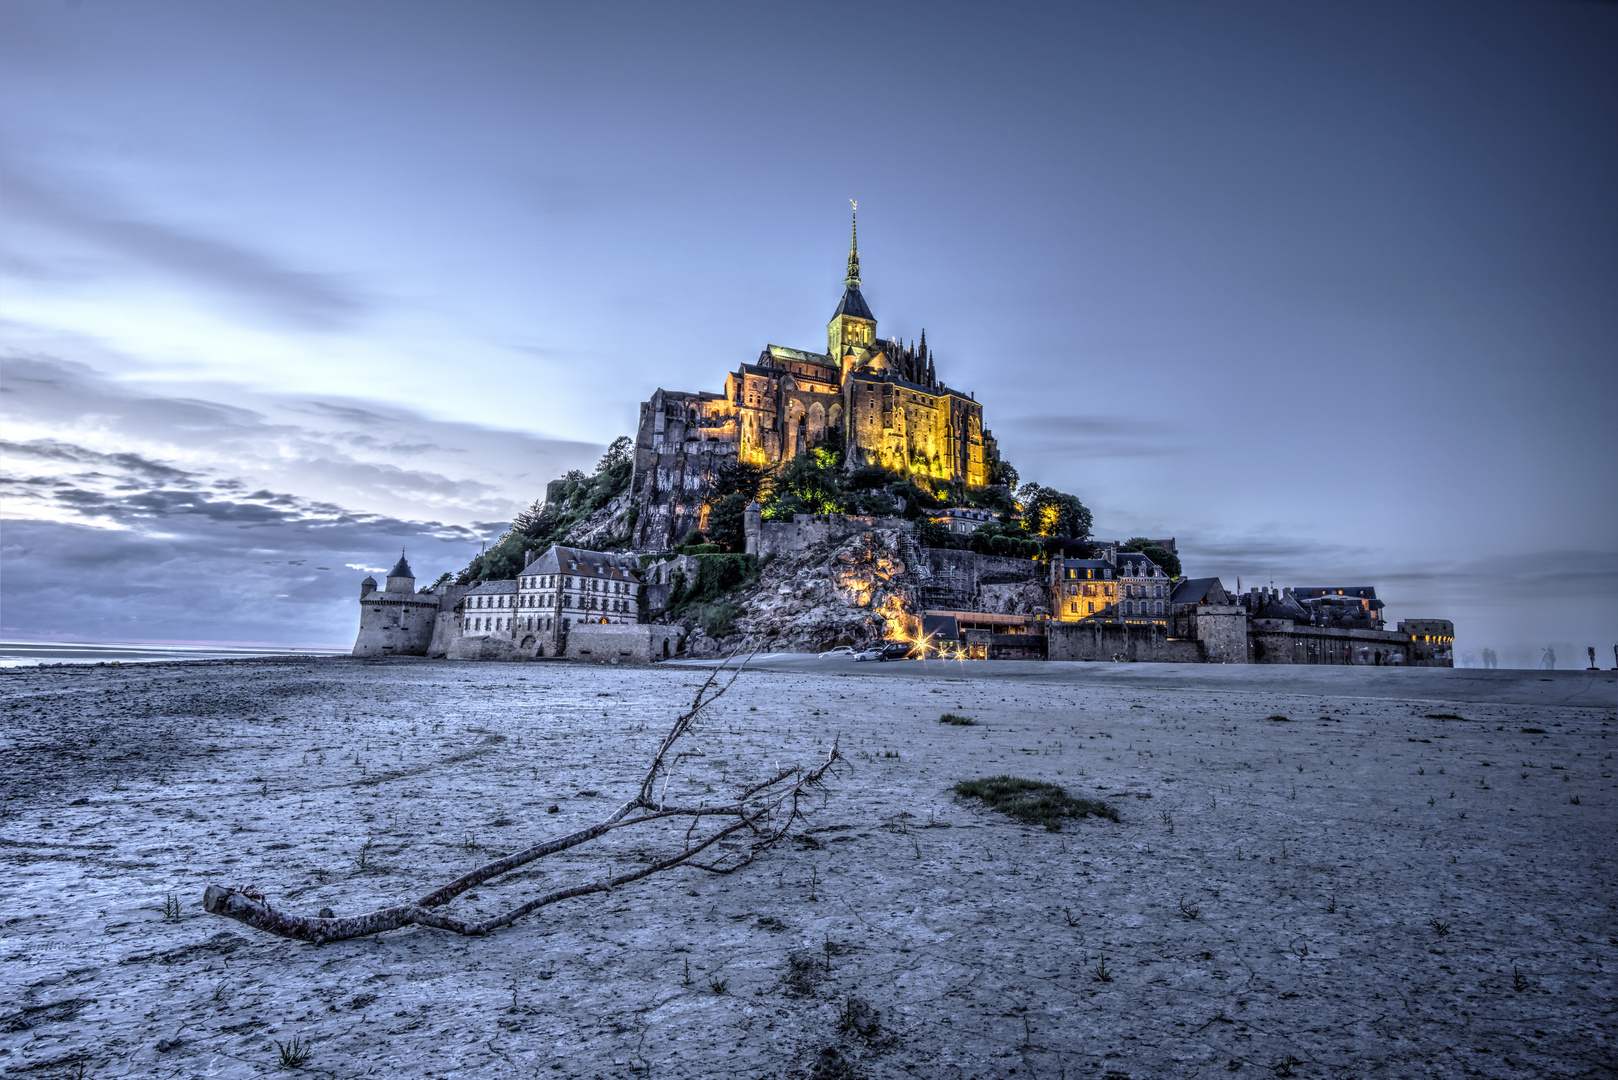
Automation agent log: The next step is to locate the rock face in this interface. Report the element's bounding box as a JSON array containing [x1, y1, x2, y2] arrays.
[[558, 491, 635, 551], [683, 527, 921, 656]]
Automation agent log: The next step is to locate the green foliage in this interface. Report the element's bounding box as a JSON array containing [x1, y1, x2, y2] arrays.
[[667, 553, 758, 614], [596, 435, 632, 473], [1017, 482, 1093, 541], [964, 521, 1045, 559], [1118, 537, 1181, 578], [953, 775, 1118, 830], [914, 518, 952, 549], [692, 601, 746, 638], [458, 439, 636, 584], [988, 458, 1020, 489]]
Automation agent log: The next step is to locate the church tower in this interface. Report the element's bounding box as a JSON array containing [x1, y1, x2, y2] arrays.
[[827, 201, 877, 368]]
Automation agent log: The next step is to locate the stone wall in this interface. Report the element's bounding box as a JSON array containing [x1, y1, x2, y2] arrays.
[[1047, 621, 1204, 663], [1248, 620, 1411, 665], [757, 515, 912, 560], [1193, 606, 1250, 664], [564, 624, 682, 664], [353, 587, 458, 658]]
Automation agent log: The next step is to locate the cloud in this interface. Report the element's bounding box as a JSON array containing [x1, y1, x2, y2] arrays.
[[1003, 415, 1187, 459], [1, 437, 204, 487], [1, 350, 604, 645], [0, 513, 470, 649], [0, 164, 368, 330]]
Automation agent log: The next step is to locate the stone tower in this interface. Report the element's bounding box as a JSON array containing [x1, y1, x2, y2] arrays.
[[826, 201, 877, 370], [352, 551, 441, 657]]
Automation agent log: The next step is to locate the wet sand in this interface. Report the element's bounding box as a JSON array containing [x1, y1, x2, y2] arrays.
[[3, 657, 1613, 1078]]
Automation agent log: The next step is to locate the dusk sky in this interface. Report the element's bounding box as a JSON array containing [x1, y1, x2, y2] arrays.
[[2, 1, 1614, 663]]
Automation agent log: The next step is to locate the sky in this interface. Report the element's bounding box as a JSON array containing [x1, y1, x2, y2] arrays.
[[2, 0, 1614, 663]]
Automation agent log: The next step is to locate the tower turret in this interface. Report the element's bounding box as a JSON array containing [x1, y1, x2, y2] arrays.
[[385, 551, 416, 594]]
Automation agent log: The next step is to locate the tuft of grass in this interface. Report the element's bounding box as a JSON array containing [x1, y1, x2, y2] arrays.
[[1570, 795, 1581, 805], [1513, 965, 1530, 992], [1267, 715, 1290, 722], [162, 893, 181, 921], [1428, 917, 1452, 937], [939, 713, 976, 726], [953, 776, 1118, 831], [1091, 956, 1113, 983], [275, 1037, 313, 1069], [708, 975, 728, 995], [1178, 895, 1200, 921]]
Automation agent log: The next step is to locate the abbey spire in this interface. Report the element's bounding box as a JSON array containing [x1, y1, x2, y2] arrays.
[[828, 199, 875, 357], [845, 199, 861, 288]]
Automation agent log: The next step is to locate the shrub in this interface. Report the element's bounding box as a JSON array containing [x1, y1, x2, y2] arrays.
[[693, 601, 746, 638], [953, 775, 1118, 830], [939, 713, 976, 726]]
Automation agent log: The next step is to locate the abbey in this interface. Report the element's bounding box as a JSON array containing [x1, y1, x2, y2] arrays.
[[629, 207, 1001, 550]]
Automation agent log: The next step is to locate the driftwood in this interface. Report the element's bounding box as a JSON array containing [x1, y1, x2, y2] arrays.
[[203, 663, 839, 943]]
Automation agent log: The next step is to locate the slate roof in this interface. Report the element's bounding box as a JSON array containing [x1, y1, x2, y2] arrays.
[[1170, 577, 1226, 606], [1292, 587, 1379, 601], [389, 554, 414, 578], [466, 579, 518, 595], [831, 285, 874, 322], [520, 544, 641, 584], [1115, 552, 1165, 576]]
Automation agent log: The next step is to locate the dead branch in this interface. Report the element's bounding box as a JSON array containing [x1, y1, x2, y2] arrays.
[[202, 657, 840, 943]]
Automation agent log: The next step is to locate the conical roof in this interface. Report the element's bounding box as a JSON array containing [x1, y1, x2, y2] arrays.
[[831, 285, 874, 321], [388, 553, 414, 579]]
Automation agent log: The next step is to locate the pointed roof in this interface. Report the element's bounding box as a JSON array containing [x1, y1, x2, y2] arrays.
[[830, 200, 875, 323], [388, 552, 414, 579], [832, 285, 874, 321]]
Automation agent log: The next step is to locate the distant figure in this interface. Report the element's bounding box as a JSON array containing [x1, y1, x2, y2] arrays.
[[1461, 650, 1475, 668], [1542, 647, 1556, 671], [1482, 647, 1497, 669], [1590, 646, 1599, 670]]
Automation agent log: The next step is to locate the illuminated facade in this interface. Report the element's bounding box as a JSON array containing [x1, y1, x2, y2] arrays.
[[630, 207, 999, 549]]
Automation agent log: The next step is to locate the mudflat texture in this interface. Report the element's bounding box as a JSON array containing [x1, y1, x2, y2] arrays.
[[2, 658, 1614, 1080]]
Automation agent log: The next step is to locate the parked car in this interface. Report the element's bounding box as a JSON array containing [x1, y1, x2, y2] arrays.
[[818, 646, 858, 659], [878, 641, 915, 662], [853, 647, 884, 661]]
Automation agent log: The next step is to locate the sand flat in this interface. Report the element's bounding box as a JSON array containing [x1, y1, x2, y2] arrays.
[[2, 658, 1613, 1078]]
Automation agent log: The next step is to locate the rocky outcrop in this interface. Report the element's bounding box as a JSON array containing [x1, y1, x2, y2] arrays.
[[680, 526, 922, 656], [559, 491, 636, 551]]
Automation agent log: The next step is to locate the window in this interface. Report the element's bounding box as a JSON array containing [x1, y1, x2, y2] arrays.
[[1087, 602, 1095, 613], [1155, 601, 1164, 615], [1069, 602, 1077, 614]]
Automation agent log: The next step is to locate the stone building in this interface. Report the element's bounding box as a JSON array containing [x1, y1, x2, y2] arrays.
[[629, 206, 1001, 550], [1049, 549, 1172, 624], [1052, 558, 1120, 620], [452, 545, 642, 659], [1399, 619, 1455, 666], [351, 554, 443, 657]]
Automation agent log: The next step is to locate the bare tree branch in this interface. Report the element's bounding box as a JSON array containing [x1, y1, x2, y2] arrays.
[[203, 656, 840, 943]]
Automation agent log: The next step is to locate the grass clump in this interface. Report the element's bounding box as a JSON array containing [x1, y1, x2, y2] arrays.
[[939, 713, 976, 726], [953, 775, 1118, 831]]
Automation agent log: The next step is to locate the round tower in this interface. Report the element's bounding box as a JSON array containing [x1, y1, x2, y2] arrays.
[[385, 552, 415, 594], [744, 499, 762, 555], [360, 575, 377, 597]]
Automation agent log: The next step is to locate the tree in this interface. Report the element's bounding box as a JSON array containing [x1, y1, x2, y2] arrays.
[[1119, 537, 1181, 578], [596, 435, 633, 474], [988, 458, 1020, 489], [1016, 483, 1093, 541]]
